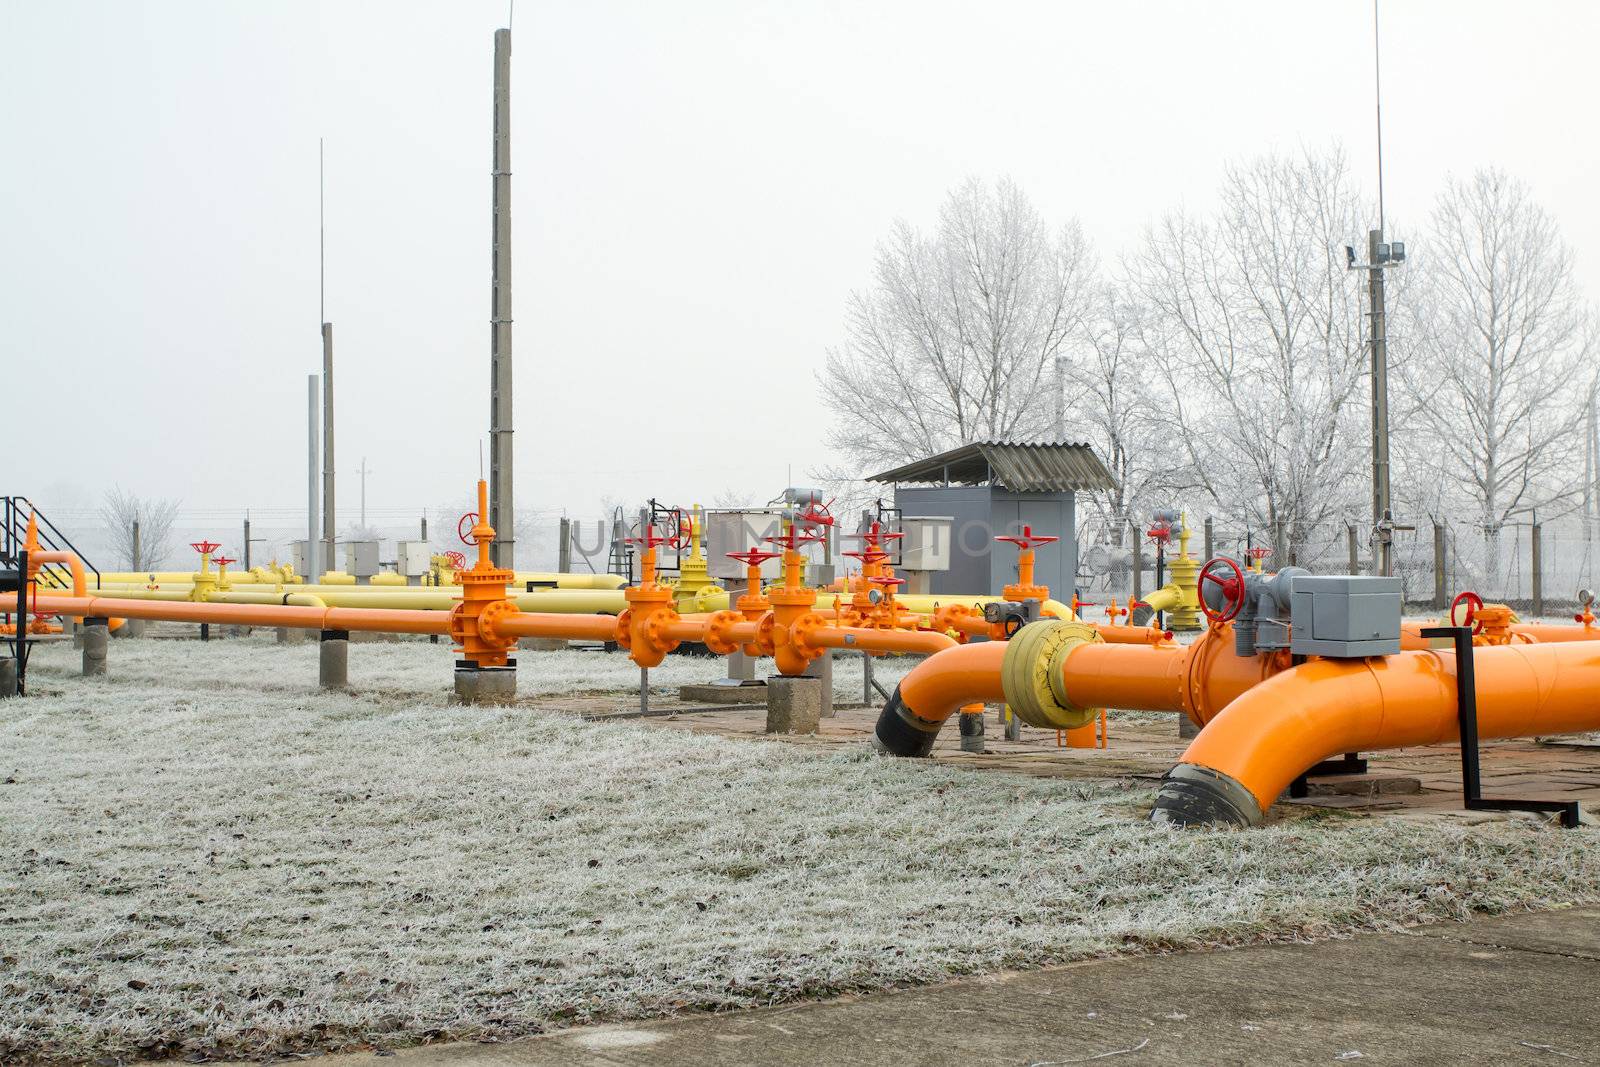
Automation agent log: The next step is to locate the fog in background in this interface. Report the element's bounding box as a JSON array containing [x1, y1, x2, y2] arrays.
[[5, 1, 1598, 533]]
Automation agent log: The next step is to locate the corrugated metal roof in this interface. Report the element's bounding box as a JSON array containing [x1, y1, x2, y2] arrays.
[[866, 441, 1117, 492]]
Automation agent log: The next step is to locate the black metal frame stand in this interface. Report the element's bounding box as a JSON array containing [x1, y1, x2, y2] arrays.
[[2, 549, 29, 695], [1420, 625, 1580, 828]]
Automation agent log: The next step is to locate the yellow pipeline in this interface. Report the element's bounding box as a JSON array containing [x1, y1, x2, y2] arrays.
[[694, 588, 1074, 623]]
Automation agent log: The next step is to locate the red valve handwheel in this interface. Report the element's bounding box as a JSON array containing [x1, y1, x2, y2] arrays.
[[457, 512, 479, 545], [627, 523, 684, 551], [869, 575, 905, 588], [1450, 590, 1485, 635], [191, 541, 221, 555], [995, 524, 1058, 549], [443, 550, 467, 570], [727, 548, 781, 567], [1198, 556, 1247, 624]]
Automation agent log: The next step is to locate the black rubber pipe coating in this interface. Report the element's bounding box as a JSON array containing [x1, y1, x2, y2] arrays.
[[875, 689, 940, 757]]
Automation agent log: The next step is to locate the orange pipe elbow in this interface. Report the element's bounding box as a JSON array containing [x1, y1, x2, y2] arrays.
[[1151, 640, 1600, 827], [874, 641, 1008, 756]]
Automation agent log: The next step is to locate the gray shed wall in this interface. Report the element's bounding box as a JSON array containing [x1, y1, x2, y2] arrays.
[[894, 486, 1077, 600]]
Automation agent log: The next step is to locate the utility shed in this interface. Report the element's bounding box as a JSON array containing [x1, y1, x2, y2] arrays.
[[867, 441, 1116, 599]]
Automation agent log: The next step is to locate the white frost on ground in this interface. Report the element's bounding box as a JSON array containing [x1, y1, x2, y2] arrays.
[[3, 637, 1599, 1063]]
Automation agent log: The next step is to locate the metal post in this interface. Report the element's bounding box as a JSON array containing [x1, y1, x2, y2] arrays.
[[243, 517, 251, 571], [488, 26, 515, 569], [421, 515, 428, 542], [307, 374, 321, 581], [1203, 516, 1213, 563], [131, 519, 141, 573], [1368, 228, 1393, 577], [321, 322, 335, 569], [558, 517, 572, 572], [1347, 524, 1359, 574], [1531, 520, 1543, 617], [1433, 522, 1448, 609], [1130, 520, 1142, 605]]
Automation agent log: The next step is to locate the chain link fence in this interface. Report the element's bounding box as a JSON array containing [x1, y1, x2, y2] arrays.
[[1078, 514, 1600, 615]]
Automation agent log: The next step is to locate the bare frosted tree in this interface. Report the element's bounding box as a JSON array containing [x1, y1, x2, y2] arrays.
[[1131, 147, 1374, 556], [1062, 284, 1171, 540], [98, 487, 179, 570], [1397, 170, 1593, 565], [822, 177, 1093, 470]]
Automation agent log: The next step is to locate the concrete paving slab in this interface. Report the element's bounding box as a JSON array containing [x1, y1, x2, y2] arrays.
[[1410, 905, 1600, 960], [296, 909, 1600, 1067]]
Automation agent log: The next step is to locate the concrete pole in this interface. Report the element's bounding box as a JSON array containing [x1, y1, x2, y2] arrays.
[[1203, 516, 1213, 563], [1347, 524, 1359, 574], [319, 628, 348, 689], [82, 617, 108, 676], [558, 517, 572, 572], [307, 374, 321, 581], [131, 519, 141, 573], [321, 322, 336, 570], [420, 515, 428, 542], [1531, 520, 1543, 617], [1368, 228, 1393, 577], [243, 517, 252, 571], [1129, 520, 1142, 605], [489, 27, 515, 569], [1433, 522, 1448, 609]]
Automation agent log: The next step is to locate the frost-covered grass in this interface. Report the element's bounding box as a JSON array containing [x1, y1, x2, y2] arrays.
[[4, 638, 1599, 1064]]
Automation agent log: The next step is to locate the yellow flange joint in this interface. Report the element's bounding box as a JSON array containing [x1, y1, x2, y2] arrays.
[[999, 619, 1103, 730]]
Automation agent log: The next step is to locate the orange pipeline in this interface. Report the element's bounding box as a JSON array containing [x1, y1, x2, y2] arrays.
[[875, 622, 1285, 756], [1150, 639, 1600, 827]]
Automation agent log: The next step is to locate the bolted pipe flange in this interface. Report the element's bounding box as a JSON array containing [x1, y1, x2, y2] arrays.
[[702, 609, 745, 656], [785, 611, 829, 663]]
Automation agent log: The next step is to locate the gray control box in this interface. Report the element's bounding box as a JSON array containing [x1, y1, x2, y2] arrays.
[[1289, 575, 1402, 658]]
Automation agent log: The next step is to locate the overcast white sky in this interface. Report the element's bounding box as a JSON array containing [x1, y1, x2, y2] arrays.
[[4, 1, 1597, 526]]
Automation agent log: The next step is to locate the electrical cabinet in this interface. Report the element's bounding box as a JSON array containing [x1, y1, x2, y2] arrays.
[[1290, 575, 1402, 658]]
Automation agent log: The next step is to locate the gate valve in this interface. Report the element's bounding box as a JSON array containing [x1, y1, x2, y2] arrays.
[[1450, 590, 1486, 636], [626, 524, 686, 588], [1198, 556, 1247, 624], [727, 548, 780, 587], [1245, 545, 1273, 571], [867, 574, 905, 612], [212, 555, 236, 570], [191, 540, 221, 558]]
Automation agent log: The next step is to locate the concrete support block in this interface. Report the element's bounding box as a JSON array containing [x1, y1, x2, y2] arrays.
[[277, 627, 307, 646], [518, 637, 567, 652], [454, 665, 518, 705], [1179, 716, 1200, 740], [319, 630, 349, 690], [125, 618, 147, 638], [725, 650, 756, 683], [959, 708, 986, 753], [82, 618, 108, 677], [803, 650, 835, 717], [766, 675, 822, 735], [0, 657, 17, 698], [1005, 706, 1022, 741]]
